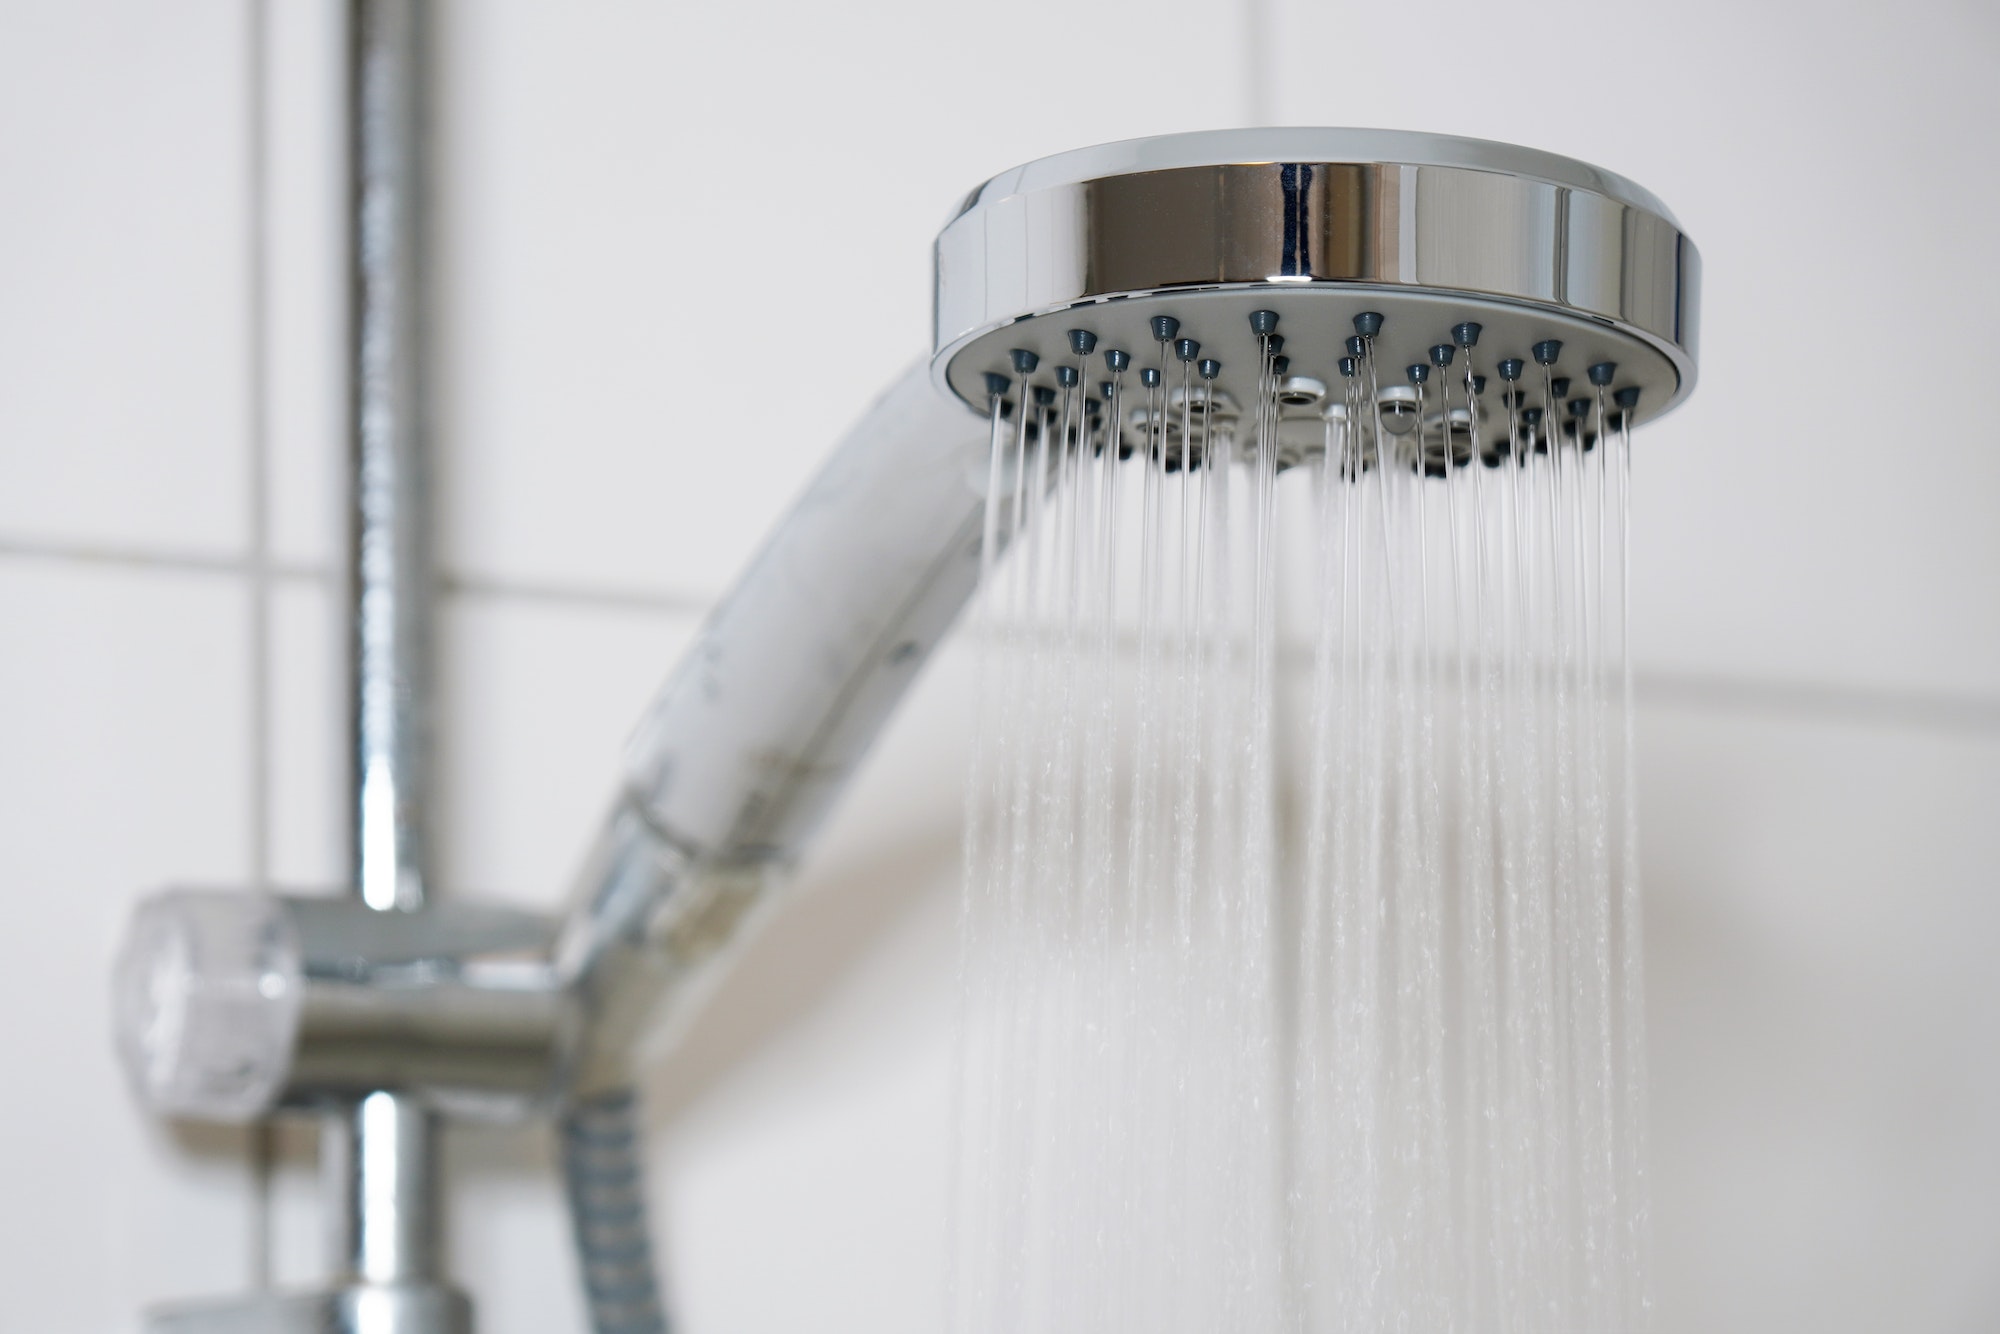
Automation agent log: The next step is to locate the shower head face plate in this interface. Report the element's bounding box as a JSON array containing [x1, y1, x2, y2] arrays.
[[932, 128, 1699, 429]]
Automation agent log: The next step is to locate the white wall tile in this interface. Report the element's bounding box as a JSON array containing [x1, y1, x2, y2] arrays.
[[269, 576, 344, 892], [265, 0, 347, 571], [448, 1124, 581, 1334], [1641, 700, 2000, 1332], [430, 0, 1253, 603], [1261, 0, 2000, 702], [0, 2, 251, 556], [436, 593, 697, 910], [661, 898, 956, 1334], [266, 1116, 330, 1294], [0, 562, 255, 1322]]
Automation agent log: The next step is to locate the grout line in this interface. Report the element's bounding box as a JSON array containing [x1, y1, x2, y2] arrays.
[[1635, 669, 2000, 737], [441, 571, 710, 617], [6, 533, 1997, 736], [0, 535, 710, 614], [246, 0, 273, 923], [0, 534, 260, 576], [244, 0, 275, 1292]]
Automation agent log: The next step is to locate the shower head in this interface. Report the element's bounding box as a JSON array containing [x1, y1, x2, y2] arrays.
[[933, 128, 1698, 437]]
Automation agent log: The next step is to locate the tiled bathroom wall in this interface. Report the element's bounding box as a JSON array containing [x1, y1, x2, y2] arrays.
[[2, 1, 1995, 1331]]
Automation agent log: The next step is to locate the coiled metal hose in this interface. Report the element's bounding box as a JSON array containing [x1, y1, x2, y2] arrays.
[[561, 1088, 669, 1334]]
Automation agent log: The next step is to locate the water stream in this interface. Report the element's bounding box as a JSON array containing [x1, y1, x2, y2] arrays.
[[951, 362, 1647, 1332]]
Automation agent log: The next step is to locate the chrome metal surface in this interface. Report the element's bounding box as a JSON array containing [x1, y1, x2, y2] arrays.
[[283, 898, 575, 1119], [934, 128, 1699, 427], [339, 0, 451, 1316], [145, 1285, 472, 1334], [325, 1093, 440, 1284], [555, 362, 990, 1091], [349, 0, 433, 916]]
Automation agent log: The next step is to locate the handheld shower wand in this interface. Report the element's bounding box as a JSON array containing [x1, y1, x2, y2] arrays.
[[111, 128, 1697, 1334]]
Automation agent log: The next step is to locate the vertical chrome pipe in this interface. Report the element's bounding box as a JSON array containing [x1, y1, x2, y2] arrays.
[[349, 0, 431, 917], [326, 1093, 443, 1284], [339, 0, 440, 1292]]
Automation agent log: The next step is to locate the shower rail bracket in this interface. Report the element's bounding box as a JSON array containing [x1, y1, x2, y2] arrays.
[[114, 887, 579, 1125]]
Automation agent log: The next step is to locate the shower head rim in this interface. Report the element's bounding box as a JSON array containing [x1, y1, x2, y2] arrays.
[[948, 125, 1683, 231], [934, 128, 1699, 424]]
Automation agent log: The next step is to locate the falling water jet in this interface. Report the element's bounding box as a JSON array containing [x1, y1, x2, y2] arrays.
[[941, 129, 1696, 1334]]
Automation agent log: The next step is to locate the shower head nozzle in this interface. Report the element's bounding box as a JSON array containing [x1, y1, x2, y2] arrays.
[[933, 128, 1699, 445]]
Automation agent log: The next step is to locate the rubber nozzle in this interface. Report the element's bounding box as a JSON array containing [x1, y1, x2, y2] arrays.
[[1140, 367, 1162, 388], [1338, 356, 1357, 378], [1105, 348, 1132, 373], [1345, 335, 1367, 358], [1068, 329, 1098, 355], [1175, 338, 1200, 362], [1249, 310, 1279, 335], [1498, 358, 1525, 382], [1272, 355, 1291, 376], [1613, 386, 1641, 410], [1353, 311, 1385, 337], [1151, 315, 1180, 342], [1010, 348, 1039, 374], [1453, 321, 1483, 348], [1532, 339, 1563, 366], [1198, 358, 1221, 379], [1056, 365, 1079, 388], [1430, 343, 1455, 368], [982, 372, 1010, 399], [1588, 361, 1617, 386], [1406, 364, 1429, 385]]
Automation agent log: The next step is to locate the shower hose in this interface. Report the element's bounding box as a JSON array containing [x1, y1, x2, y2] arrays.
[[561, 1087, 670, 1334]]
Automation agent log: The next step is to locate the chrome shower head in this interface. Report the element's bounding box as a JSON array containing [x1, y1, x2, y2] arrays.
[[932, 128, 1699, 447]]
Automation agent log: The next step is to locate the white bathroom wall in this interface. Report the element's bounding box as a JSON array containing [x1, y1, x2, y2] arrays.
[[1, 1, 1995, 1331]]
